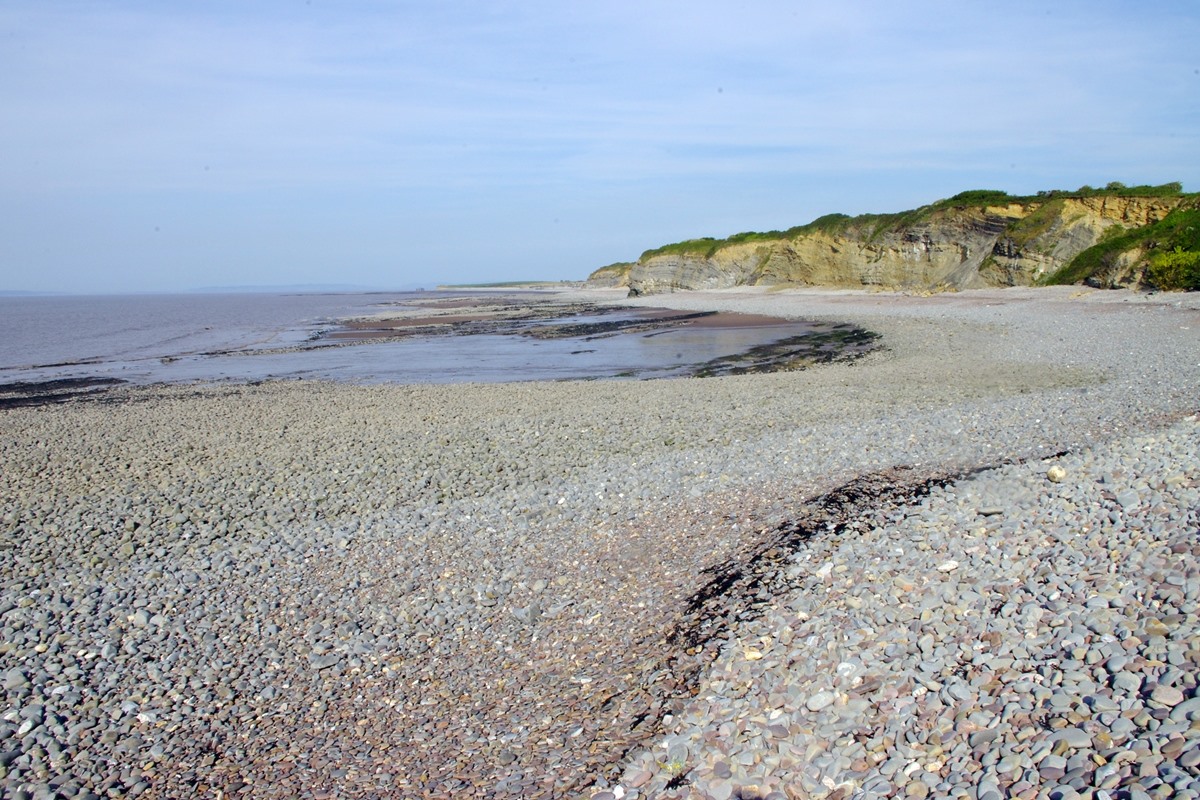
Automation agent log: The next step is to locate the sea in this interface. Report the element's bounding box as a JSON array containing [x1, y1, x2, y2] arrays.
[[0, 291, 818, 386]]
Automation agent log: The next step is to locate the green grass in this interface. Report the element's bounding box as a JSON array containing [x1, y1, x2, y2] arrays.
[[639, 237, 723, 260], [1002, 198, 1070, 249], [634, 182, 1193, 268], [638, 230, 798, 260], [587, 262, 633, 281], [1040, 203, 1200, 288], [941, 189, 1021, 205], [639, 190, 1031, 259], [1071, 181, 1185, 198]]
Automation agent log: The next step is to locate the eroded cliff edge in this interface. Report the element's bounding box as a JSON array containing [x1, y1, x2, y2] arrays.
[[588, 185, 1200, 295]]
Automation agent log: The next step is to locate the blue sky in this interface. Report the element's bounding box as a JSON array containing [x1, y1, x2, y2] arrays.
[[2, 1, 1198, 293]]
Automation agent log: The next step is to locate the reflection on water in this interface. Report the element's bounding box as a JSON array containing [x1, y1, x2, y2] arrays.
[[0, 291, 874, 386]]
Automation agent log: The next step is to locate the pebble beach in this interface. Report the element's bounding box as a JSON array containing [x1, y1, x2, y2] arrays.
[[1, 285, 1198, 799]]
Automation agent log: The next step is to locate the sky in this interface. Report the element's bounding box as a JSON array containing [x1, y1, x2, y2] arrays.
[[1, 1, 1198, 294]]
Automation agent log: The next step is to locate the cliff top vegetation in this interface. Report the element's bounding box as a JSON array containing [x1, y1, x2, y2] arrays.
[[638, 182, 1192, 261], [630, 182, 1198, 290]]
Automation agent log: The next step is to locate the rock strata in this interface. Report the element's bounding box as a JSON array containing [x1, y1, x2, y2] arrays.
[[593, 194, 1190, 295]]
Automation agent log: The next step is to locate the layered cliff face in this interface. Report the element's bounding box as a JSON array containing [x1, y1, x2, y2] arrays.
[[584, 262, 635, 288], [752, 204, 1026, 291], [590, 192, 1190, 295], [979, 196, 1178, 287]]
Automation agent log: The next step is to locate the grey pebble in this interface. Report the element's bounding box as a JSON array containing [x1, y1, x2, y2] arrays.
[[2, 669, 28, 690], [4, 289, 1200, 799], [308, 653, 342, 670], [805, 691, 836, 712]]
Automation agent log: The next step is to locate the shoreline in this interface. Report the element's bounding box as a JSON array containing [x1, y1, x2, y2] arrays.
[[0, 291, 880, 391], [322, 299, 812, 342], [0, 287, 1197, 798], [320, 295, 878, 380]]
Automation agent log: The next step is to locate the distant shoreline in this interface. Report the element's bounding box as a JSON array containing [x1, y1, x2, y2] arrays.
[[435, 280, 587, 290]]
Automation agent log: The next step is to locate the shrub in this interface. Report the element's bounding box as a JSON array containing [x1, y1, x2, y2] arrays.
[[635, 184, 1193, 271], [945, 189, 1013, 206], [1041, 205, 1200, 286], [639, 237, 720, 260], [1148, 247, 1200, 290]]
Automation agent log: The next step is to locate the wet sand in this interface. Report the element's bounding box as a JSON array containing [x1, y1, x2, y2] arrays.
[[323, 299, 809, 343]]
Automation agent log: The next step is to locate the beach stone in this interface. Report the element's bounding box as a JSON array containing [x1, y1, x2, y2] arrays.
[[996, 755, 1022, 775], [623, 767, 653, 787], [806, 691, 836, 712], [1105, 654, 1130, 672], [1116, 490, 1140, 509], [3, 289, 1200, 800], [1047, 465, 1067, 483], [1152, 685, 1186, 707], [1050, 728, 1093, 750], [1145, 619, 1172, 637], [707, 779, 734, 800], [3, 669, 28, 690], [1039, 754, 1068, 780], [1170, 698, 1200, 721], [1113, 673, 1142, 694], [1085, 693, 1119, 712], [969, 729, 1001, 749], [308, 653, 342, 670]]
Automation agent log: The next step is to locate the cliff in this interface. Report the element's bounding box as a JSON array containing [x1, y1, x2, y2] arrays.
[[584, 262, 636, 289], [588, 185, 1199, 295]]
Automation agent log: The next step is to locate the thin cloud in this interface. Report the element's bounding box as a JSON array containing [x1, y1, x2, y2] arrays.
[[1, 1, 1198, 291]]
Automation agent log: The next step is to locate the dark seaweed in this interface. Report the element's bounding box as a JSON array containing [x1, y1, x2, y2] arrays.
[[0, 377, 126, 410]]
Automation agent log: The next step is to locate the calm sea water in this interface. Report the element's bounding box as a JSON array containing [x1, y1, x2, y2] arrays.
[[0, 291, 814, 386]]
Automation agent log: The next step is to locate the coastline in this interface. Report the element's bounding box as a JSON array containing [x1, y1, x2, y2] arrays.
[[0, 290, 877, 389], [0, 286, 1197, 798]]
